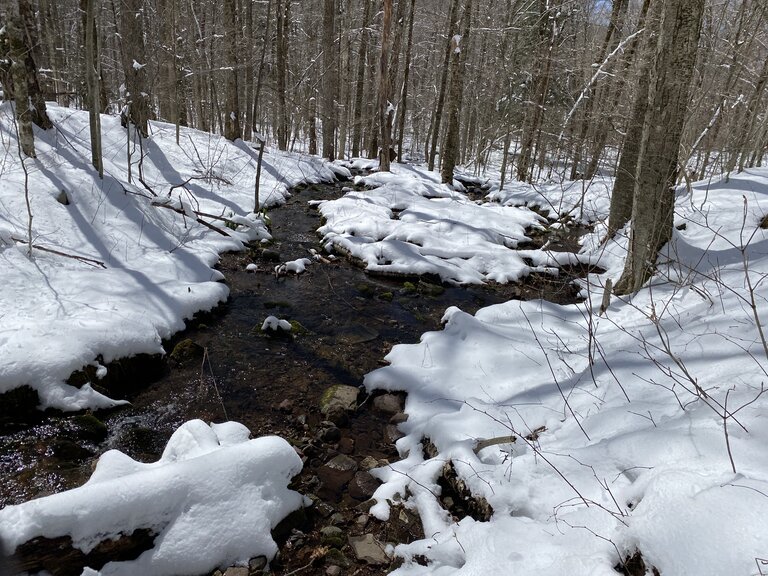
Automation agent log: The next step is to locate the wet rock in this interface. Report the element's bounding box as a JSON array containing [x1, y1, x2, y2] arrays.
[[359, 456, 379, 471], [324, 548, 351, 568], [355, 514, 369, 530], [320, 385, 359, 423], [385, 424, 405, 443], [223, 567, 249, 576], [277, 399, 293, 412], [372, 394, 403, 416], [51, 439, 93, 461], [271, 507, 309, 545], [317, 421, 341, 443], [328, 513, 345, 526], [320, 526, 344, 548], [262, 249, 281, 262], [72, 413, 108, 442], [169, 338, 205, 365], [338, 437, 355, 454], [349, 471, 380, 501], [325, 565, 342, 576], [348, 534, 388, 565], [0, 385, 40, 428], [389, 412, 408, 425], [317, 454, 358, 498], [249, 556, 268, 574], [56, 189, 70, 205]]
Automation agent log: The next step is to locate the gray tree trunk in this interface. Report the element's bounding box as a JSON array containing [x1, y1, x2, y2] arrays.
[[322, 0, 338, 159], [615, 0, 705, 295], [440, 0, 472, 184], [378, 0, 393, 171], [223, 0, 241, 141], [120, 0, 151, 137], [85, 0, 103, 177], [7, 15, 35, 157]]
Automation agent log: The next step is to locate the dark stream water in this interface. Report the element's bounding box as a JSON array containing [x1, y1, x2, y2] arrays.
[[0, 178, 520, 505], [0, 175, 591, 573]]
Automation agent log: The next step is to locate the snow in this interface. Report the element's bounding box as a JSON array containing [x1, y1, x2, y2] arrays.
[[317, 164, 598, 284], [261, 315, 292, 332], [0, 103, 339, 411], [275, 257, 312, 275], [0, 420, 304, 575], [361, 168, 768, 575]]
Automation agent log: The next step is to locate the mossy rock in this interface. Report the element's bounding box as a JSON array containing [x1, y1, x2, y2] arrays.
[[356, 283, 376, 298], [402, 281, 417, 294], [288, 320, 309, 336], [72, 413, 108, 442], [418, 281, 445, 296], [378, 291, 394, 302], [169, 338, 205, 365], [323, 548, 351, 568]]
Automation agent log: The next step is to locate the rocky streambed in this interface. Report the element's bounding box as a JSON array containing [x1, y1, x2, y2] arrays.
[[0, 174, 594, 576]]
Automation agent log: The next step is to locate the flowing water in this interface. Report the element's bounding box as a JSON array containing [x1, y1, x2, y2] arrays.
[[0, 175, 594, 573]]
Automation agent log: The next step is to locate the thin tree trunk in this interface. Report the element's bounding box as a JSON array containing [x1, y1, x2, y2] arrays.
[[224, 0, 242, 141], [396, 0, 417, 162], [427, 0, 460, 172], [322, 0, 338, 159], [378, 0, 394, 171], [85, 0, 103, 177], [352, 0, 372, 157]]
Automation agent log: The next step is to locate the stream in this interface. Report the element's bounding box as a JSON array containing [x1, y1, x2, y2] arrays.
[[0, 174, 590, 575]]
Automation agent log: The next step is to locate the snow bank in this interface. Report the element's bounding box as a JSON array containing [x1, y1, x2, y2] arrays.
[[365, 169, 768, 575], [317, 164, 595, 284], [0, 420, 303, 575], [0, 103, 339, 410]]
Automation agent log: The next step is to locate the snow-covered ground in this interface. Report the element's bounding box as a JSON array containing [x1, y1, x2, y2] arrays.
[[364, 170, 768, 575], [3, 102, 768, 576], [0, 420, 303, 575], [0, 103, 343, 410]]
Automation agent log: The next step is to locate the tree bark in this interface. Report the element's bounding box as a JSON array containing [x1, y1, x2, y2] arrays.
[[351, 0, 372, 157], [322, 0, 338, 159], [120, 0, 151, 137], [427, 0, 460, 172], [614, 0, 705, 295], [440, 0, 472, 184], [378, 0, 393, 171], [7, 15, 35, 157], [223, 0, 242, 141], [85, 0, 103, 177], [396, 0, 417, 162]]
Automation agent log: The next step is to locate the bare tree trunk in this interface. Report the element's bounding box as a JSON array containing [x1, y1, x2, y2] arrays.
[[322, 0, 338, 159], [396, 0, 417, 162], [120, 0, 151, 137], [252, 0, 273, 138], [18, 0, 52, 129], [440, 0, 472, 184], [615, 0, 705, 295], [85, 0, 103, 177], [276, 0, 289, 149], [608, 0, 659, 236], [7, 15, 35, 157], [378, 0, 393, 171], [224, 0, 242, 141], [427, 0, 460, 172], [352, 0, 372, 157]]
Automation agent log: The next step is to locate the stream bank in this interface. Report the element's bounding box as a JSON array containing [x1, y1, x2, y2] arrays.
[[1, 174, 593, 575]]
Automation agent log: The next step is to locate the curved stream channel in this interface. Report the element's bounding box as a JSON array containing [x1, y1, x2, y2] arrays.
[[0, 175, 589, 575]]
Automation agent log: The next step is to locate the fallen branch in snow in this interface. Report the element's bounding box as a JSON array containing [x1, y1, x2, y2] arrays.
[[10, 236, 107, 268], [473, 434, 517, 454], [150, 200, 232, 236]]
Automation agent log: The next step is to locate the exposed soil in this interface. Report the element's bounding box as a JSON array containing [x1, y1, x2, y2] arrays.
[[0, 175, 595, 576]]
